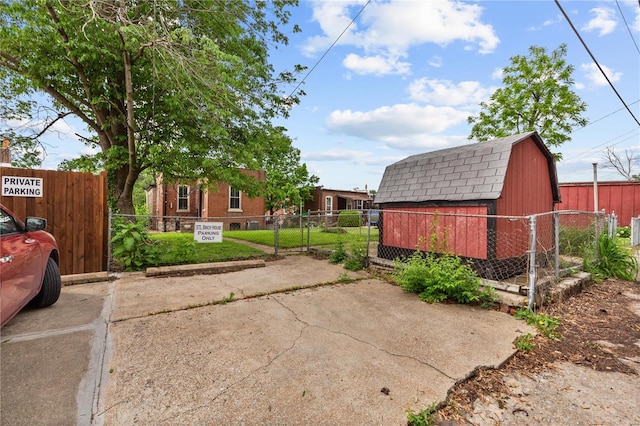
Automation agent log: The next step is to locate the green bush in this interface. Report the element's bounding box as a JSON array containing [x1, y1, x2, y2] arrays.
[[329, 240, 348, 264], [343, 237, 367, 271], [111, 220, 158, 271], [585, 233, 638, 280], [616, 226, 631, 238], [337, 210, 362, 227], [393, 251, 486, 304]]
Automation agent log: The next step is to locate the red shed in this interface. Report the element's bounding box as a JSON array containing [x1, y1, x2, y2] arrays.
[[374, 132, 560, 279]]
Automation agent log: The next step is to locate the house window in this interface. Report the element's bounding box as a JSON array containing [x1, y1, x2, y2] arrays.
[[325, 196, 333, 215], [177, 185, 189, 211], [356, 200, 363, 210], [229, 187, 241, 210]]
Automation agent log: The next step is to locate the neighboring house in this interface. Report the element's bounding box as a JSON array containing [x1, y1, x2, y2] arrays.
[[558, 181, 640, 226], [374, 132, 560, 279], [303, 186, 374, 214], [146, 169, 267, 231]]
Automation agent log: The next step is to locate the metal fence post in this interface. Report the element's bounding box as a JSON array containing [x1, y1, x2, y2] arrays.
[[274, 214, 279, 256], [554, 211, 560, 279], [528, 215, 537, 310], [306, 210, 311, 250]]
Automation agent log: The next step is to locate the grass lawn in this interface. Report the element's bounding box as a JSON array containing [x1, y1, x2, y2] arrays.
[[147, 226, 379, 265], [150, 232, 267, 265], [227, 226, 378, 249]]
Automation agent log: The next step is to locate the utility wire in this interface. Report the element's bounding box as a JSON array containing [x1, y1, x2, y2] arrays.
[[287, 0, 371, 100], [555, 0, 640, 127], [615, 0, 640, 55]]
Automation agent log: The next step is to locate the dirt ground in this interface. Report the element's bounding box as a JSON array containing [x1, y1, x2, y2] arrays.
[[434, 278, 640, 425]]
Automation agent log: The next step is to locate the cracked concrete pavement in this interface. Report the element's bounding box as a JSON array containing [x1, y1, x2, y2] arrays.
[[1, 255, 533, 425]]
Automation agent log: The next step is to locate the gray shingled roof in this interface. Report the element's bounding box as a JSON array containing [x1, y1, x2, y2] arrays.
[[375, 132, 557, 204]]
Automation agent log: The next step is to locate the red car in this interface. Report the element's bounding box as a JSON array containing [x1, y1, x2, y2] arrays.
[[0, 204, 61, 327]]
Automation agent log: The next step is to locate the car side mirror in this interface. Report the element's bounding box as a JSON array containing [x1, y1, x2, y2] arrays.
[[25, 217, 47, 232]]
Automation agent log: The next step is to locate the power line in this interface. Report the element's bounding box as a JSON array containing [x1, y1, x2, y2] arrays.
[[287, 0, 371, 100], [555, 0, 640, 127], [615, 0, 640, 55]]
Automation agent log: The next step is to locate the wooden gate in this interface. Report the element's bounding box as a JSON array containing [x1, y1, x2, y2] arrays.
[[1, 167, 107, 275]]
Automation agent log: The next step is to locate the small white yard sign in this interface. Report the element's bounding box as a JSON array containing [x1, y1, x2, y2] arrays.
[[194, 222, 223, 243]]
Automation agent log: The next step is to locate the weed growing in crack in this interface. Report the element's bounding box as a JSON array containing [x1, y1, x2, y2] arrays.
[[406, 402, 438, 426], [515, 309, 561, 339], [514, 333, 536, 351]]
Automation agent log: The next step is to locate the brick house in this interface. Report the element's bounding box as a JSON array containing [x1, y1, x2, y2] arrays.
[[146, 169, 267, 231], [303, 186, 373, 214]]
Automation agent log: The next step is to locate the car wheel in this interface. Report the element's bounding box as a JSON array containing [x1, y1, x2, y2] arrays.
[[31, 257, 62, 308]]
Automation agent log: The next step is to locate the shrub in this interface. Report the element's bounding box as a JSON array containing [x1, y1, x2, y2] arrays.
[[337, 210, 362, 227], [585, 233, 638, 280], [616, 226, 631, 238], [111, 220, 158, 271], [329, 240, 347, 264], [393, 251, 486, 304], [343, 237, 367, 271]]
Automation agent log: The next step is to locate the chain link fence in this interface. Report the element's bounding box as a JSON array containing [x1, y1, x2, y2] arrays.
[[110, 208, 613, 309], [374, 209, 608, 308]]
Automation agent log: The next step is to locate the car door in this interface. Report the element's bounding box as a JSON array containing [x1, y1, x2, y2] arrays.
[[0, 208, 43, 325]]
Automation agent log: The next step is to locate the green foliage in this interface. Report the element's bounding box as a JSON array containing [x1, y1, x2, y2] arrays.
[[111, 220, 158, 271], [468, 44, 587, 160], [343, 237, 367, 271], [558, 226, 595, 256], [616, 226, 631, 238], [337, 210, 363, 227], [586, 233, 638, 280], [406, 403, 438, 426], [514, 333, 536, 352], [330, 240, 348, 264], [0, 1, 305, 214], [515, 309, 561, 339], [261, 130, 319, 215], [393, 251, 485, 304]]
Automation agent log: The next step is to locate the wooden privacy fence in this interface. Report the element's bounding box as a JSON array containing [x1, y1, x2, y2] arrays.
[[0, 167, 107, 275]]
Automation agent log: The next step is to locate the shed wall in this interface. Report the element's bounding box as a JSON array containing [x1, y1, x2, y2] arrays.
[[496, 139, 554, 258], [380, 206, 488, 259]]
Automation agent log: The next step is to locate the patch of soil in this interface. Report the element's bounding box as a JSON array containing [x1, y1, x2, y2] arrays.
[[435, 278, 640, 425]]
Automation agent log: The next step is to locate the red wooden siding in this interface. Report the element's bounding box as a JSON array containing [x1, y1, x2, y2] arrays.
[[496, 139, 554, 258], [558, 181, 640, 226], [382, 206, 488, 259]]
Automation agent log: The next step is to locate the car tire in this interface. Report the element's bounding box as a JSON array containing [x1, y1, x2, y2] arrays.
[[31, 257, 62, 308]]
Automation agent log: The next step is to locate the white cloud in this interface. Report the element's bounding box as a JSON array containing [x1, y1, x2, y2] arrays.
[[325, 103, 470, 150], [343, 53, 411, 76], [304, 0, 499, 76], [491, 68, 504, 80], [428, 55, 443, 68], [581, 63, 622, 86], [407, 78, 495, 107], [582, 7, 617, 36]]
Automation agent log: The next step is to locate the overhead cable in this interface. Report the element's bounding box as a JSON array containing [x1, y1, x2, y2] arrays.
[[555, 0, 640, 127], [287, 0, 371, 100]]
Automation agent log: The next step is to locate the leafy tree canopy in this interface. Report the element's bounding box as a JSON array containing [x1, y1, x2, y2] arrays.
[[0, 0, 306, 214], [260, 127, 319, 215], [468, 44, 587, 160]]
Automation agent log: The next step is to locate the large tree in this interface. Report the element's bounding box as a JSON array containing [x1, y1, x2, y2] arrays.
[[0, 0, 305, 213], [603, 147, 640, 181], [260, 127, 319, 215], [468, 44, 587, 159]]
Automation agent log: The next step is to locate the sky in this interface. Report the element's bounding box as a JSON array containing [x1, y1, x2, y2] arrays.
[[31, 0, 640, 192]]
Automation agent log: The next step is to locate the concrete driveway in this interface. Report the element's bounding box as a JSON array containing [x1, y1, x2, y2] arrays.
[[1, 255, 532, 425]]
